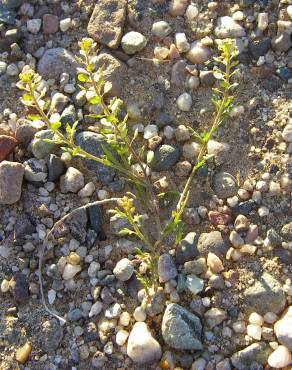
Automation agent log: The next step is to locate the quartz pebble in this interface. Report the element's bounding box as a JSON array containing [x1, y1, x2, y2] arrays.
[[247, 324, 262, 340], [152, 21, 172, 38], [185, 4, 199, 21], [89, 301, 103, 317], [27, 19, 42, 34], [127, 322, 162, 364], [121, 32, 147, 55], [207, 253, 224, 273], [175, 32, 190, 53], [116, 330, 129, 346], [113, 258, 134, 281], [169, 0, 189, 17], [62, 264, 81, 280], [186, 41, 212, 64], [133, 306, 146, 322], [268, 345, 292, 368], [16, 342, 32, 364]]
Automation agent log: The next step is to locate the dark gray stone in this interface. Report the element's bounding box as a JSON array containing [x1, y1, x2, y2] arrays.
[[13, 273, 29, 303], [87, 205, 103, 235], [40, 319, 63, 354], [60, 104, 76, 127], [176, 232, 199, 264], [279, 67, 292, 81], [67, 308, 83, 321], [249, 38, 271, 59], [197, 231, 228, 257], [267, 228, 281, 247], [243, 272, 286, 314], [162, 303, 203, 350], [200, 70, 216, 86], [75, 131, 116, 185], [65, 208, 88, 243], [47, 154, 65, 182], [0, 5, 16, 25], [13, 214, 35, 243], [158, 254, 177, 283], [2, 0, 24, 9], [151, 144, 180, 171]]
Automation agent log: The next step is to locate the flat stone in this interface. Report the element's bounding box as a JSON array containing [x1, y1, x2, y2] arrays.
[[42, 14, 58, 34], [47, 154, 65, 182], [231, 342, 272, 369], [121, 31, 147, 55], [212, 172, 238, 199], [31, 130, 58, 159], [15, 119, 44, 146], [274, 308, 292, 350], [186, 41, 212, 64], [186, 275, 204, 294], [13, 272, 29, 303], [40, 319, 63, 354], [281, 221, 292, 241], [0, 135, 18, 162], [0, 161, 24, 204], [243, 272, 286, 314], [87, 0, 126, 49], [37, 48, 78, 79], [162, 303, 203, 350]]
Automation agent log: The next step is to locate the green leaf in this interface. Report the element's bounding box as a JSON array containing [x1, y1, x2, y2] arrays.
[[27, 114, 42, 121], [118, 228, 136, 236], [22, 93, 34, 101], [89, 95, 101, 105], [77, 73, 89, 83], [72, 147, 80, 156], [50, 121, 62, 131], [86, 62, 95, 73]]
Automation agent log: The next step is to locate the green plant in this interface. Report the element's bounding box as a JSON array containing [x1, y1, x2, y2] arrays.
[[18, 39, 238, 295]]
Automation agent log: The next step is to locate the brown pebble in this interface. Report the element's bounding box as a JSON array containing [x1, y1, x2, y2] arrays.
[[16, 342, 32, 364], [43, 14, 59, 34], [0, 135, 18, 162]]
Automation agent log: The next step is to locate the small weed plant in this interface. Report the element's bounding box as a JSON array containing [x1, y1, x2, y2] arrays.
[[18, 39, 239, 295]]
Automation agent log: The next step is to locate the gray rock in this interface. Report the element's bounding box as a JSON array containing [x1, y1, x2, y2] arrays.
[[24, 158, 47, 183], [65, 208, 88, 243], [176, 232, 199, 264], [47, 154, 65, 182], [93, 52, 127, 97], [75, 131, 116, 185], [162, 303, 203, 350], [204, 307, 227, 328], [67, 308, 83, 321], [40, 319, 63, 354], [0, 161, 24, 205], [186, 275, 204, 295], [145, 290, 165, 317], [121, 31, 147, 54], [281, 222, 292, 241], [184, 258, 207, 275], [15, 118, 45, 146], [249, 38, 271, 59], [243, 272, 286, 314], [267, 228, 282, 247], [87, 0, 126, 49], [60, 104, 76, 127], [158, 254, 177, 283], [50, 92, 70, 112], [272, 33, 292, 52], [13, 272, 29, 303], [0, 5, 16, 25], [151, 144, 180, 171], [197, 231, 228, 257], [231, 342, 272, 370], [200, 70, 216, 86], [215, 16, 246, 38], [31, 130, 58, 159], [37, 48, 78, 79], [212, 172, 238, 199], [13, 214, 35, 242]]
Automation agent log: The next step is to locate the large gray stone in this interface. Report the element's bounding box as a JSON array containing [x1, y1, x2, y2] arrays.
[[176, 232, 199, 264], [231, 342, 272, 369], [37, 48, 78, 79], [75, 131, 117, 186], [281, 221, 292, 241], [274, 307, 292, 350], [162, 303, 203, 350], [87, 0, 126, 49], [243, 272, 286, 315], [212, 171, 238, 199], [31, 130, 58, 159], [215, 16, 246, 38], [197, 231, 228, 257]]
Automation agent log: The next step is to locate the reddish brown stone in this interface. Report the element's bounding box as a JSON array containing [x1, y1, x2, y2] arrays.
[[208, 210, 232, 225], [250, 65, 275, 79], [43, 14, 59, 34], [0, 135, 18, 162]]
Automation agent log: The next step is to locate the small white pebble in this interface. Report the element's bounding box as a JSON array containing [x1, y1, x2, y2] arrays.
[[249, 312, 264, 326], [60, 17, 71, 32], [98, 189, 109, 200], [116, 329, 129, 346], [133, 306, 146, 322], [144, 124, 158, 139], [119, 311, 131, 326], [27, 19, 42, 34], [258, 206, 269, 217], [247, 324, 262, 340], [48, 289, 56, 305]]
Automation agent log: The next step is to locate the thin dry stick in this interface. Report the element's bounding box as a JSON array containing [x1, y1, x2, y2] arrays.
[[38, 197, 122, 324]]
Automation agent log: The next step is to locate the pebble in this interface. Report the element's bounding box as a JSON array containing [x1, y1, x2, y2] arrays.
[[186, 275, 204, 294], [120, 311, 131, 326], [186, 41, 212, 64], [60, 18, 71, 32], [177, 92, 192, 111], [247, 324, 262, 340], [207, 253, 224, 273], [16, 342, 32, 364], [121, 31, 147, 55], [212, 172, 238, 199], [89, 301, 103, 318], [229, 230, 244, 248], [78, 182, 95, 198], [0, 161, 24, 205], [205, 308, 226, 328], [113, 258, 134, 281], [127, 322, 162, 364], [62, 264, 82, 280], [264, 312, 277, 324], [197, 231, 227, 257], [144, 124, 158, 139], [175, 32, 190, 53], [185, 4, 199, 21], [151, 144, 180, 171], [43, 14, 58, 34], [258, 13, 268, 31], [162, 303, 202, 350], [31, 130, 57, 159], [192, 358, 207, 370], [0, 135, 18, 161], [176, 232, 199, 264], [133, 306, 146, 322], [215, 16, 246, 38], [60, 167, 84, 193], [175, 125, 190, 142], [152, 21, 172, 38], [282, 124, 292, 142], [268, 345, 292, 368], [231, 342, 271, 369], [158, 254, 177, 283], [27, 18, 42, 34], [274, 307, 292, 350], [116, 329, 129, 346], [105, 303, 122, 319], [249, 312, 264, 326], [169, 0, 189, 17]]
